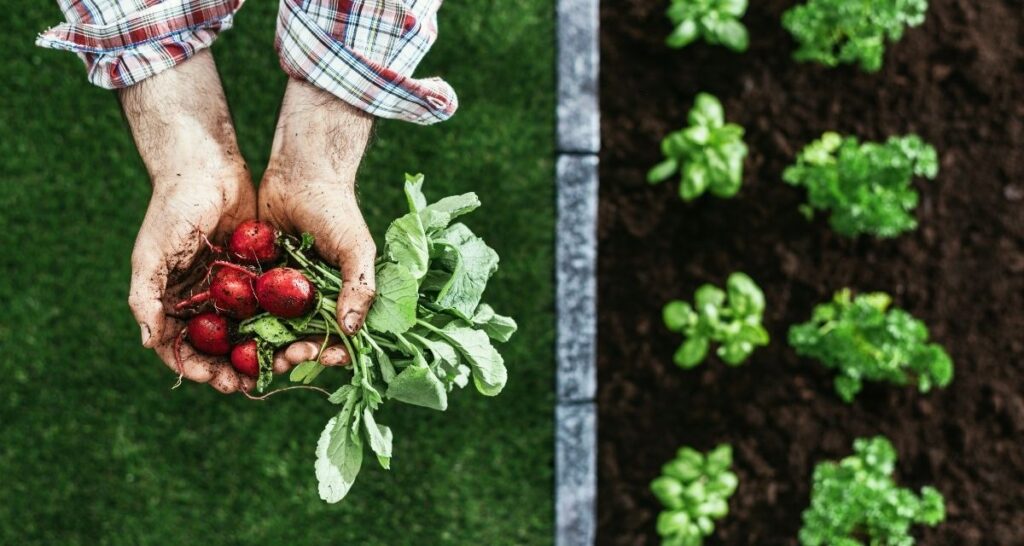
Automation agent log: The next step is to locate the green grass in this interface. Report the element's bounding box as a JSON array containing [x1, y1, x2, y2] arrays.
[[0, 2, 555, 544]]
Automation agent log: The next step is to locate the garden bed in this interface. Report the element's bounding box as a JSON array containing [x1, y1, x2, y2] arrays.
[[596, 1, 1022, 544]]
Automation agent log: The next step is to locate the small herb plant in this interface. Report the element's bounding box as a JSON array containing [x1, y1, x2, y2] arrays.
[[782, 0, 930, 72], [783, 132, 938, 238], [651, 444, 739, 546], [789, 289, 953, 402], [663, 272, 768, 368], [665, 0, 749, 52], [648, 93, 748, 202], [801, 436, 946, 546]]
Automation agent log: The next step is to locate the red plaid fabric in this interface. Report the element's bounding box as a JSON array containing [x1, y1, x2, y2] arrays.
[[37, 0, 456, 124]]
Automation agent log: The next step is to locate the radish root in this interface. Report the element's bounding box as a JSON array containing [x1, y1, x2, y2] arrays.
[[172, 330, 186, 389], [242, 385, 331, 401]]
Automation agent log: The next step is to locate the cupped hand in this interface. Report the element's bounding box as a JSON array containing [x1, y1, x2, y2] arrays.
[[130, 169, 258, 393], [120, 49, 258, 393], [259, 78, 377, 368]]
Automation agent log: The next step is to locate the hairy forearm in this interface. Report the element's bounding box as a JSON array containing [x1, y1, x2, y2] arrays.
[[119, 49, 244, 182], [266, 78, 374, 187]]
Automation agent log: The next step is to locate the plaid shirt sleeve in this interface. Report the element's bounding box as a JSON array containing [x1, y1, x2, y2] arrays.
[[36, 0, 243, 89], [275, 0, 457, 125], [37, 0, 455, 124]]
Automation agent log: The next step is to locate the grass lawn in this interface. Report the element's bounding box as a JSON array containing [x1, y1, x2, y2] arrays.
[[0, 1, 555, 544]]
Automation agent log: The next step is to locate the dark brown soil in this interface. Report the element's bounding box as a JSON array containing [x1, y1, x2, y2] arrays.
[[596, 1, 1024, 545]]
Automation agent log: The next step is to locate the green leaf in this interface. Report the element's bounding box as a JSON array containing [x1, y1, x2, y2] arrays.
[[439, 322, 507, 396], [726, 272, 765, 316], [407, 332, 460, 369], [385, 212, 429, 280], [711, 18, 749, 51], [705, 444, 733, 472], [384, 364, 448, 411], [239, 314, 299, 346], [419, 192, 481, 233], [471, 304, 519, 342], [432, 223, 499, 318], [663, 300, 697, 332], [688, 93, 725, 128], [314, 404, 363, 503], [680, 162, 709, 201], [651, 476, 685, 509], [657, 510, 693, 536], [365, 262, 418, 334], [255, 339, 275, 393], [403, 173, 427, 212], [666, 19, 699, 48], [362, 407, 393, 469], [718, 341, 753, 365], [648, 158, 680, 184], [674, 336, 709, 368], [327, 384, 355, 404], [718, 0, 747, 17], [289, 360, 321, 384], [369, 341, 396, 384]]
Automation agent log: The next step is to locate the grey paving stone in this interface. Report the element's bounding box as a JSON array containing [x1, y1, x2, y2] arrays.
[[556, 402, 597, 546], [557, 0, 600, 153], [556, 155, 598, 403]]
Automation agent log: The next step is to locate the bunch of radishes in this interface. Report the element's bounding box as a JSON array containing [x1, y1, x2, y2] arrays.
[[172, 175, 517, 505], [175, 219, 318, 380]]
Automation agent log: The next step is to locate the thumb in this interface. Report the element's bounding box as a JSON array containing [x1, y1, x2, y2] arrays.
[[325, 227, 376, 335], [128, 246, 168, 348]]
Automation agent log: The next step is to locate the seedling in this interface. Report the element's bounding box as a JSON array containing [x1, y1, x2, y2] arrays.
[[801, 436, 946, 546], [782, 0, 930, 72], [783, 132, 938, 238], [648, 93, 748, 202], [665, 0, 749, 52], [788, 289, 953, 402], [651, 444, 739, 546], [663, 272, 768, 368]]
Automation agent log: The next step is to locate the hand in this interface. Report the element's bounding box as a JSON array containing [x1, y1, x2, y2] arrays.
[[121, 50, 257, 393], [259, 79, 376, 369]]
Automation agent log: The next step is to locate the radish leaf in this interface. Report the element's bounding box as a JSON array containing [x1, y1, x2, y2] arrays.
[[315, 398, 364, 503], [432, 224, 499, 317], [365, 263, 418, 334], [384, 364, 448, 411], [385, 212, 429, 280]]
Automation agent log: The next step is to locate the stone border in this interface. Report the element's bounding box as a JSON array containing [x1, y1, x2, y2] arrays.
[[555, 0, 599, 544]]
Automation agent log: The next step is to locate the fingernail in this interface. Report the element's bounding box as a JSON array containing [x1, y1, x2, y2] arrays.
[[140, 323, 151, 346], [343, 311, 362, 334]]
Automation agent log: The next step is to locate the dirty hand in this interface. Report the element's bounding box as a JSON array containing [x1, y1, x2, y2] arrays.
[[121, 50, 257, 393], [259, 78, 376, 370]]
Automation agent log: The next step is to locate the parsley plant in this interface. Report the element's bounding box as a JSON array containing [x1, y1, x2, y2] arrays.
[[652, 444, 739, 546], [648, 93, 748, 202], [663, 272, 768, 368], [801, 436, 946, 546], [783, 132, 938, 238], [788, 289, 953, 402], [782, 0, 930, 72], [665, 0, 749, 52]]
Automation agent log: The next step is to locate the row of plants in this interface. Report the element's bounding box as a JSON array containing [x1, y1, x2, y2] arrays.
[[651, 438, 946, 546], [642, 1, 949, 545], [648, 93, 939, 239], [667, 0, 929, 72]]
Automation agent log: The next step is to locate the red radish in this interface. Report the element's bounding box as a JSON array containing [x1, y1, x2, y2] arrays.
[[229, 220, 279, 264], [230, 339, 259, 378], [209, 267, 259, 318], [256, 267, 316, 318], [186, 312, 232, 355], [174, 264, 259, 318]]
